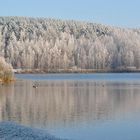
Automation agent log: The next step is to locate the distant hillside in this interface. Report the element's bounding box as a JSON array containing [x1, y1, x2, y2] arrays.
[[0, 17, 140, 72]]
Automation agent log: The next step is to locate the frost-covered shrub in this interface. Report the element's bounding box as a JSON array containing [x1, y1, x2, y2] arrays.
[[0, 57, 13, 83]]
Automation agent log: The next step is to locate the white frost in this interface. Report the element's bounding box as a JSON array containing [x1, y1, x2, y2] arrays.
[[0, 121, 67, 140]]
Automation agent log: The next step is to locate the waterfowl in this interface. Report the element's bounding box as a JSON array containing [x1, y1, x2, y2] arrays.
[[33, 82, 39, 88], [33, 85, 38, 88]]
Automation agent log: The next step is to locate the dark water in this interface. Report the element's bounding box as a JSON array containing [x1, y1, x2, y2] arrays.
[[1, 73, 140, 140]]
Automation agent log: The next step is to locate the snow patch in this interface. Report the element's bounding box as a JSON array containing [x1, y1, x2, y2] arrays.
[[0, 121, 67, 140]]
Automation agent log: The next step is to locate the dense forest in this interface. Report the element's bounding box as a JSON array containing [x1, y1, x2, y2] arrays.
[[0, 17, 140, 72]]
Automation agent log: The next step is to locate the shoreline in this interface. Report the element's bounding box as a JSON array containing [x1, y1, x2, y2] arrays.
[[0, 121, 67, 140], [14, 69, 140, 74]]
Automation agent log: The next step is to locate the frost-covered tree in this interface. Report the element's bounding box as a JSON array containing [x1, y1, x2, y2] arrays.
[[0, 16, 140, 71]]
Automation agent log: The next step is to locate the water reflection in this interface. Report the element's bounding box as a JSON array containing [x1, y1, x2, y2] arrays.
[[0, 80, 140, 128]]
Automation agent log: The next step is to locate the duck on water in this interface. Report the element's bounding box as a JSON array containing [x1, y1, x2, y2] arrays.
[[33, 82, 39, 88]]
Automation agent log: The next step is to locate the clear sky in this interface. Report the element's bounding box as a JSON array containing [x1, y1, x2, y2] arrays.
[[0, 0, 140, 28]]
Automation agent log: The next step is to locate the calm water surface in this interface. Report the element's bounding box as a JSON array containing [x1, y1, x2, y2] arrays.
[[0, 73, 140, 140]]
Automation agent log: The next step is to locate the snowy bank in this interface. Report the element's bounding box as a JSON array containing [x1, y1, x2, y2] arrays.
[[0, 122, 67, 140]]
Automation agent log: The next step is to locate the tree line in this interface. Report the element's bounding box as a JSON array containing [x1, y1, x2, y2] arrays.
[[0, 17, 140, 71]]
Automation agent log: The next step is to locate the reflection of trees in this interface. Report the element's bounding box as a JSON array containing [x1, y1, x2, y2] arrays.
[[0, 84, 14, 121], [0, 80, 140, 127]]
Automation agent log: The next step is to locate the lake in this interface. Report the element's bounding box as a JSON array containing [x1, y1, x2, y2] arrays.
[[0, 73, 140, 140]]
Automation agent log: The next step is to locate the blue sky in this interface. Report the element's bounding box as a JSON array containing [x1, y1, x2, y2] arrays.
[[0, 0, 140, 28]]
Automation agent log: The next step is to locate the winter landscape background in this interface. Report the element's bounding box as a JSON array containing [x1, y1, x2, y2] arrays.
[[0, 17, 140, 72]]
